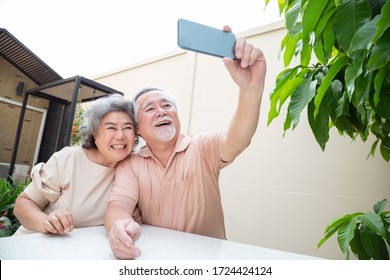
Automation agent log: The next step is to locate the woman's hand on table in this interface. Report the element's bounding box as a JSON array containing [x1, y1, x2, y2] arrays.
[[42, 210, 74, 234]]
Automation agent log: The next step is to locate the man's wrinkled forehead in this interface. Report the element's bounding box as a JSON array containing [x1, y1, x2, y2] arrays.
[[139, 90, 167, 104], [138, 90, 175, 108]]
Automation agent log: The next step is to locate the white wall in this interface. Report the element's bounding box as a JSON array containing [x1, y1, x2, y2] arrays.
[[93, 20, 390, 259]]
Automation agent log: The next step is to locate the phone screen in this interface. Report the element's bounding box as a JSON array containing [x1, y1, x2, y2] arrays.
[[177, 19, 236, 59]]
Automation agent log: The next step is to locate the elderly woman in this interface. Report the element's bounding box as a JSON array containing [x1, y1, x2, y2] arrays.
[[14, 93, 138, 235]]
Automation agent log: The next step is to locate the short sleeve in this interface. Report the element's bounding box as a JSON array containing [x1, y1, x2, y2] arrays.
[[109, 157, 139, 210], [23, 156, 63, 208], [199, 132, 233, 170]]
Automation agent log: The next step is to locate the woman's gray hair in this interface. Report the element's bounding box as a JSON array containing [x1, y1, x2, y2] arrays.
[[132, 86, 177, 123], [80, 93, 139, 149]]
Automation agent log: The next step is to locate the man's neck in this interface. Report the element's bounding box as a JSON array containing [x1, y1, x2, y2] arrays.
[[148, 138, 177, 168]]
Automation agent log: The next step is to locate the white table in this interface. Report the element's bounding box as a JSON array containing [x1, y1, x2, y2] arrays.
[[0, 225, 321, 260]]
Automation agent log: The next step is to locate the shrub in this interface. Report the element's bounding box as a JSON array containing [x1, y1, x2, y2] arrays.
[[0, 177, 30, 235], [318, 199, 390, 259]]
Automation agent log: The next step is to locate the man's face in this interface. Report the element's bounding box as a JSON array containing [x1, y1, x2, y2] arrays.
[[136, 90, 180, 144]]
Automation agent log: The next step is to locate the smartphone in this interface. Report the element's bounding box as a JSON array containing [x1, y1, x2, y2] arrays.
[[177, 19, 236, 59]]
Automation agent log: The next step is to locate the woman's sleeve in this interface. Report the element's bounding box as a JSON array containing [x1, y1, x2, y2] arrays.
[[23, 155, 63, 208]]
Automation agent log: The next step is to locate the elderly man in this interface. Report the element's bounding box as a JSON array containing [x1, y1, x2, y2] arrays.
[[105, 26, 266, 259]]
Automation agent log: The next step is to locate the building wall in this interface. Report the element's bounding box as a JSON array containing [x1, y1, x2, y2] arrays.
[[0, 57, 48, 179], [93, 20, 390, 259]]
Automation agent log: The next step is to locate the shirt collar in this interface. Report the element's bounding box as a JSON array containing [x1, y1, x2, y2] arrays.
[[137, 133, 191, 158]]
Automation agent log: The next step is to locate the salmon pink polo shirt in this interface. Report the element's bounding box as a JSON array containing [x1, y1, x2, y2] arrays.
[[109, 132, 232, 239]]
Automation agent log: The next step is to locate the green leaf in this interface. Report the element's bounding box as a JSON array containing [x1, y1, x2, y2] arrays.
[[374, 199, 388, 215], [350, 228, 371, 259], [284, 34, 302, 66], [370, 0, 390, 45], [285, 0, 302, 37], [315, 3, 336, 39], [332, 116, 357, 143], [367, 29, 390, 73], [276, 0, 286, 15], [309, 78, 342, 150], [300, 35, 312, 66], [368, 0, 388, 15], [317, 212, 361, 249], [335, 91, 348, 118], [359, 212, 387, 238], [352, 71, 371, 119], [272, 67, 299, 97], [317, 225, 340, 249], [345, 102, 367, 136], [347, 15, 380, 55], [301, 0, 330, 39], [283, 110, 293, 132], [308, 97, 330, 150], [314, 39, 325, 64], [321, 15, 336, 63], [279, 77, 304, 110], [325, 79, 343, 108], [373, 66, 388, 106], [268, 78, 302, 126], [368, 139, 379, 158], [280, 33, 291, 55], [371, 79, 390, 118], [334, 0, 372, 52], [380, 137, 390, 161], [360, 225, 389, 259], [288, 80, 317, 129], [326, 213, 361, 233], [370, 118, 383, 138], [314, 55, 349, 118], [317, 219, 346, 249], [279, 65, 298, 82], [0, 203, 15, 213], [337, 217, 359, 259], [268, 68, 300, 125]]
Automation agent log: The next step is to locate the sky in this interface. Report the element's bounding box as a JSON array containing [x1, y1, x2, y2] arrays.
[[0, 0, 281, 78]]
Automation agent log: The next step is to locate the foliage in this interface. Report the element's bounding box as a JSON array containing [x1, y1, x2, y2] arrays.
[[317, 199, 390, 259], [0, 177, 30, 235], [265, 0, 390, 161], [70, 99, 84, 146]]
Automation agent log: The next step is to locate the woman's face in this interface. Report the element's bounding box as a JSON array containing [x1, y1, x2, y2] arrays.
[[94, 111, 136, 166]]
